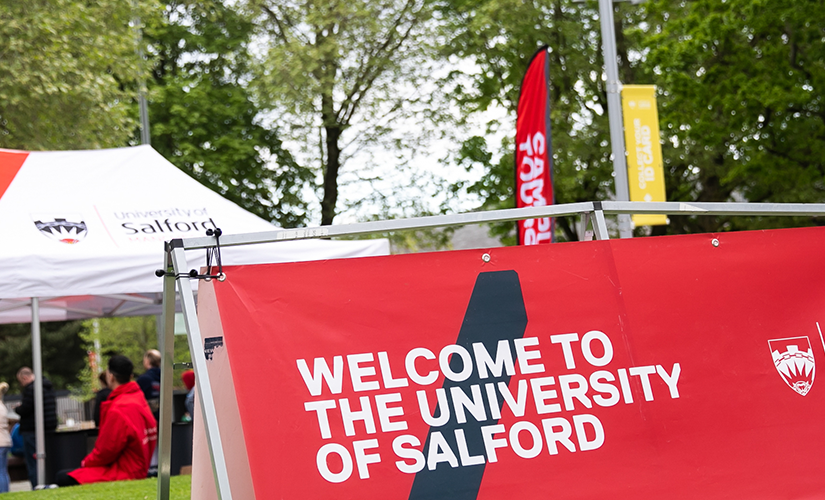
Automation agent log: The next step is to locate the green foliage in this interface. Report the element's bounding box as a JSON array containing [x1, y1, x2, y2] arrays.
[[0, 0, 155, 150], [440, 0, 825, 239], [0, 317, 194, 403], [71, 317, 193, 401], [4, 475, 190, 499], [451, 135, 518, 245], [0, 322, 86, 393], [642, 0, 825, 233], [146, 0, 312, 227], [87, 317, 159, 365], [437, 0, 649, 241]]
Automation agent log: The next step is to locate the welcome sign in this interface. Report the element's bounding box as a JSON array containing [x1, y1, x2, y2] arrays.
[[204, 226, 825, 499]]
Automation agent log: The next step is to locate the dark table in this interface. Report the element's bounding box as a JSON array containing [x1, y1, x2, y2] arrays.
[[43, 422, 192, 483]]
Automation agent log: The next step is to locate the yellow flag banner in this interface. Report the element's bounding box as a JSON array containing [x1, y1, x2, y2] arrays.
[[622, 85, 667, 226]]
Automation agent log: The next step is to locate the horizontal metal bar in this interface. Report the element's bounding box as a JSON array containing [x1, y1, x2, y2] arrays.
[[115, 304, 158, 316], [0, 300, 31, 313], [106, 300, 127, 316], [177, 201, 825, 251], [98, 294, 158, 305], [600, 201, 825, 217], [38, 303, 100, 316], [0, 297, 75, 313], [180, 203, 596, 250]]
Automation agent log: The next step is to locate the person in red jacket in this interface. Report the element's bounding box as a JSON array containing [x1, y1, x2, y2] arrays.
[[55, 355, 158, 487]]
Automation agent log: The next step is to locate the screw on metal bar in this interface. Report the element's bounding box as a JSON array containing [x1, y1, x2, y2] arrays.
[[482, 253, 491, 262]]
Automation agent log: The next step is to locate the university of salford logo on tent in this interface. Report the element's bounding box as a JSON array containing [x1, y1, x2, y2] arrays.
[[32, 215, 88, 244], [769, 336, 815, 396]]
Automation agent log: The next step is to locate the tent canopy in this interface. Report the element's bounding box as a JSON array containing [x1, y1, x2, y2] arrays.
[[0, 145, 388, 323]]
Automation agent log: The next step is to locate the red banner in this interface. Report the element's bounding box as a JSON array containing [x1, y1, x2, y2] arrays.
[[210, 227, 825, 499], [516, 47, 553, 245]]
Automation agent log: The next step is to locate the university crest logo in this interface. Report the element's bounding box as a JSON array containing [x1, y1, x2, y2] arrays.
[[32, 215, 88, 244], [768, 336, 815, 396]]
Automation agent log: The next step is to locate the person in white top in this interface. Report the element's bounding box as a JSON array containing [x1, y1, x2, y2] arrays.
[[0, 381, 11, 493]]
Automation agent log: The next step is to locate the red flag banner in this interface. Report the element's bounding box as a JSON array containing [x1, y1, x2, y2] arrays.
[[206, 226, 825, 499], [516, 47, 554, 245]]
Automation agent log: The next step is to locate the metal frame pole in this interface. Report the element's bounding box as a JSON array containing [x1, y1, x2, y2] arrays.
[[31, 297, 46, 487], [157, 248, 177, 500], [174, 201, 825, 251], [598, 0, 633, 239], [170, 243, 232, 500], [593, 208, 610, 240]]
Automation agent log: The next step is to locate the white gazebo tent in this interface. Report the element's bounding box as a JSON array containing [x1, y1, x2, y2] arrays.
[[0, 145, 388, 485]]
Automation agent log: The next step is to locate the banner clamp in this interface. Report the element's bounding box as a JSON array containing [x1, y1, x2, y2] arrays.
[[156, 228, 227, 282]]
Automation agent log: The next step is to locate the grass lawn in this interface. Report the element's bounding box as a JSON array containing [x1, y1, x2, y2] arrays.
[[4, 475, 191, 499]]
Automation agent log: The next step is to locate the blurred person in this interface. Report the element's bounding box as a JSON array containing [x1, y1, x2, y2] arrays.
[[16, 367, 57, 488], [9, 424, 22, 458], [55, 355, 157, 487], [92, 371, 112, 428], [0, 382, 11, 493], [136, 350, 161, 420], [181, 370, 195, 420], [136, 350, 161, 475]]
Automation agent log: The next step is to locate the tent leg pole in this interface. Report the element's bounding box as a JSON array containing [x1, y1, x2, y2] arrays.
[[31, 297, 46, 487], [171, 244, 232, 500], [157, 248, 176, 500]]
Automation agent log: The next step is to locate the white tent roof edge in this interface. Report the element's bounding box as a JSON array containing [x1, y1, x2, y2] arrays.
[[0, 145, 388, 486]]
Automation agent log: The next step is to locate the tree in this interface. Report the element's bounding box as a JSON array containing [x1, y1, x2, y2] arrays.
[[642, 0, 825, 234], [145, 0, 313, 227], [0, 1, 152, 150], [0, 1, 158, 396], [247, 0, 449, 225], [72, 317, 192, 400], [440, 0, 825, 240], [437, 0, 648, 242], [0, 321, 86, 393]]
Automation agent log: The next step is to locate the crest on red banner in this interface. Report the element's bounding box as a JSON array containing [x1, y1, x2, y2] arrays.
[[768, 336, 815, 396]]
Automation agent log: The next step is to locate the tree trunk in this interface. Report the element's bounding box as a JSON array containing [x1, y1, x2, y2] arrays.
[[320, 118, 342, 226], [614, 12, 634, 84]]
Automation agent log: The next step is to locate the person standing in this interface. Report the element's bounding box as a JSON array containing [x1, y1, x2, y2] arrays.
[[55, 355, 157, 487], [135, 350, 161, 475], [15, 367, 57, 489], [135, 350, 161, 420], [0, 382, 11, 493]]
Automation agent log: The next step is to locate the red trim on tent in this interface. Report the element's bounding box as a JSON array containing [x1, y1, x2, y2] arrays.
[[0, 150, 28, 201]]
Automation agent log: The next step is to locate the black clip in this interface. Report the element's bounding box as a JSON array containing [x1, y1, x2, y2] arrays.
[[198, 228, 226, 282], [154, 228, 226, 281]]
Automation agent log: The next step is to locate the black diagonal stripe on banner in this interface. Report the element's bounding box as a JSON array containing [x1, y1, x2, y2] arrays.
[[408, 270, 528, 500]]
